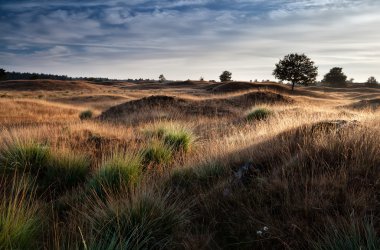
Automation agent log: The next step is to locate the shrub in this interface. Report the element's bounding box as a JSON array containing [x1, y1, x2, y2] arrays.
[[44, 150, 90, 192], [0, 141, 50, 174], [88, 193, 187, 249], [89, 153, 142, 194], [247, 108, 272, 121], [79, 110, 93, 120], [0, 176, 41, 249], [143, 142, 173, 165]]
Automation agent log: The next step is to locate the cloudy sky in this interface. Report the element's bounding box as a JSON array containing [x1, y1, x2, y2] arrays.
[[0, 0, 379, 81]]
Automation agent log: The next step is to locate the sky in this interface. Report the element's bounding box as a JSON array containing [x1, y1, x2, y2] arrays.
[[0, 0, 379, 81]]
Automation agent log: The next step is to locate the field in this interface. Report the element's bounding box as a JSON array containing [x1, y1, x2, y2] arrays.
[[1, 79, 379, 249]]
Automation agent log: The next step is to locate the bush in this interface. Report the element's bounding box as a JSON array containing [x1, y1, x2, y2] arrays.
[[88, 193, 187, 249], [247, 108, 272, 121], [143, 142, 173, 165], [0, 141, 50, 174], [79, 110, 93, 120], [89, 153, 142, 194], [0, 176, 41, 249]]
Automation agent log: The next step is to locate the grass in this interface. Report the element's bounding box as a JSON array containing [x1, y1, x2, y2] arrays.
[[89, 152, 142, 195], [0, 174, 41, 249], [246, 107, 272, 121], [0, 81, 379, 249], [142, 141, 173, 165], [0, 141, 50, 174], [83, 192, 188, 249], [79, 110, 93, 120]]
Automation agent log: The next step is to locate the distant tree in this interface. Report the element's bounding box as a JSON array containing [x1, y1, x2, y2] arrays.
[[322, 67, 347, 87], [219, 70, 232, 82], [158, 74, 166, 83], [200, 76, 204, 81], [273, 53, 318, 91], [366, 76, 378, 87], [0, 68, 6, 81], [348, 78, 355, 84]]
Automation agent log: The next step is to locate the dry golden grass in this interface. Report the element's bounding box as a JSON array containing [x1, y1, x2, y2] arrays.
[[0, 80, 379, 249]]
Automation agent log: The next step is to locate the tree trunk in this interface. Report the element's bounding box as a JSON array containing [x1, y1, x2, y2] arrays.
[[292, 82, 295, 91]]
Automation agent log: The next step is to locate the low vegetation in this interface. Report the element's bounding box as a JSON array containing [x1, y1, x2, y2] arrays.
[[0, 79, 379, 249]]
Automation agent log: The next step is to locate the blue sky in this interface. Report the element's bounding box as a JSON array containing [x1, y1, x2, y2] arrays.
[[0, 0, 379, 81]]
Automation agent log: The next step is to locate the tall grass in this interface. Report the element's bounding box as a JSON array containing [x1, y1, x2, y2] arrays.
[[0, 174, 41, 249], [89, 152, 142, 195]]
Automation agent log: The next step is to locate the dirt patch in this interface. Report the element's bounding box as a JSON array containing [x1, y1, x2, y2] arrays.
[[0, 80, 99, 91]]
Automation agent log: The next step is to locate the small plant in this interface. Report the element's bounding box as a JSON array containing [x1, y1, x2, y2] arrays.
[[170, 163, 227, 189], [247, 108, 272, 121], [143, 142, 173, 165], [0, 141, 50, 174], [88, 193, 187, 249], [312, 219, 380, 250], [89, 152, 142, 194], [79, 110, 93, 120], [0, 175, 41, 249], [163, 130, 194, 152], [44, 150, 90, 192]]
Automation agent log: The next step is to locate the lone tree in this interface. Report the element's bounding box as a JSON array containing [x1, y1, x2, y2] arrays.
[[0, 68, 6, 81], [322, 67, 347, 87], [273, 53, 318, 91], [219, 70, 232, 82], [158, 74, 166, 83], [366, 76, 378, 87]]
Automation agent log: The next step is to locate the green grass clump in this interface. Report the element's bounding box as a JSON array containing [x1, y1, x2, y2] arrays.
[[312, 220, 380, 250], [247, 108, 272, 121], [0, 141, 50, 174], [45, 150, 90, 192], [143, 142, 173, 165], [79, 110, 93, 120], [89, 153, 142, 194], [89, 193, 187, 249], [0, 176, 41, 249], [163, 130, 194, 152]]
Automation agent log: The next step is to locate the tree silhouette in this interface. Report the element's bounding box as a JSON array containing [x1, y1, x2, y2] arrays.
[[366, 76, 378, 87], [158, 74, 166, 83], [322, 67, 347, 87], [0, 68, 6, 81], [273, 53, 318, 91], [219, 71, 232, 82]]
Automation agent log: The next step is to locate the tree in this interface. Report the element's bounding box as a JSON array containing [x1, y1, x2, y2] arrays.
[[322, 67, 347, 87], [366, 76, 378, 87], [0, 68, 6, 81], [158, 74, 166, 83], [273, 53, 318, 91], [220, 71, 232, 82]]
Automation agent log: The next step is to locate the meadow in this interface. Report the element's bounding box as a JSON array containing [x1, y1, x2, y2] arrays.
[[0, 79, 379, 249]]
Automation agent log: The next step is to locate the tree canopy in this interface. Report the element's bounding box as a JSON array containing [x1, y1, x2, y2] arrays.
[[322, 67, 347, 87], [0, 68, 6, 81], [219, 71, 232, 82], [366, 76, 378, 87], [273, 53, 318, 91]]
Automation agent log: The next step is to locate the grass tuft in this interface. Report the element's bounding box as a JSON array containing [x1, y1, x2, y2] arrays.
[[247, 108, 272, 121], [79, 110, 93, 120], [143, 142, 173, 165], [0, 175, 41, 249], [89, 152, 142, 194]]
